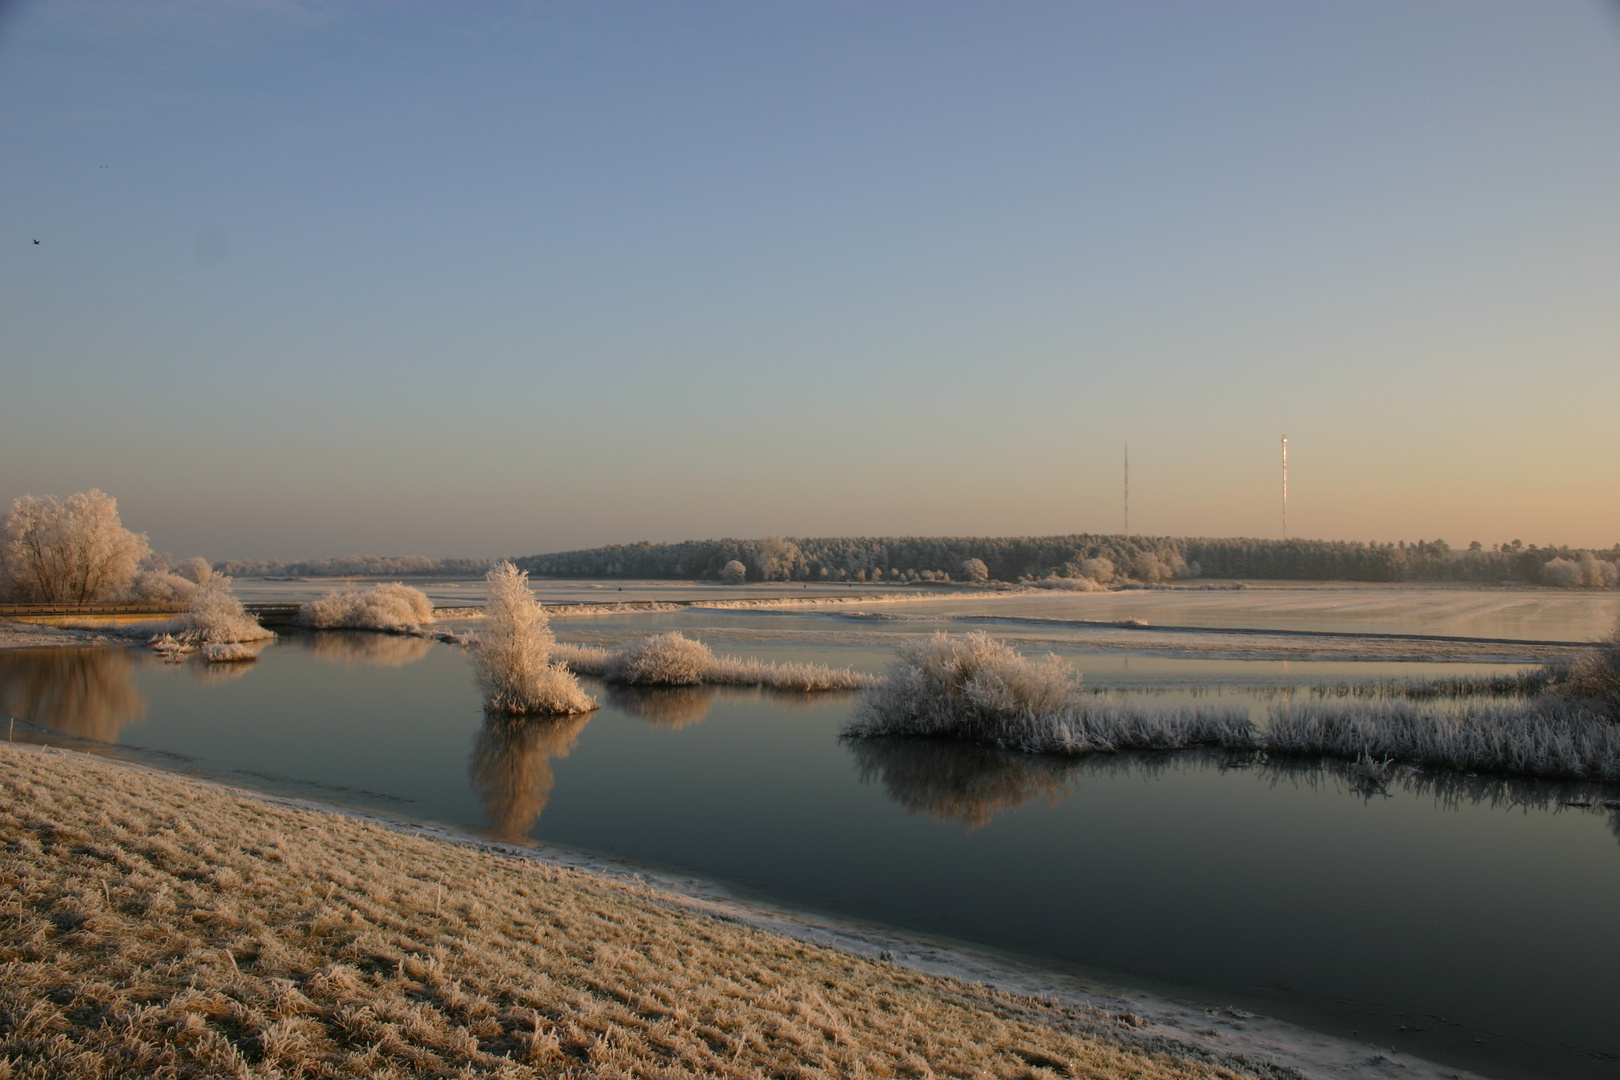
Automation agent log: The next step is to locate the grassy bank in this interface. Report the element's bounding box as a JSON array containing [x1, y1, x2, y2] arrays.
[[0, 744, 1258, 1080]]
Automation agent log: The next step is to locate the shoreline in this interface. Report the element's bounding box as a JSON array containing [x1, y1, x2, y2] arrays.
[[1, 740, 1492, 1080]]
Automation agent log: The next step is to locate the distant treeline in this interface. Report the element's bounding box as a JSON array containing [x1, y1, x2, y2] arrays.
[[516, 535, 1620, 588], [216, 555, 494, 578]]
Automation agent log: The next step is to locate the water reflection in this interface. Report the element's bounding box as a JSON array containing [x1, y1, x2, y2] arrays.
[[604, 684, 719, 727], [849, 737, 1620, 842], [846, 737, 1078, 829], [0, 647, 147, 742], [301, 631, 432, 667], [469, 713, 592, 839]]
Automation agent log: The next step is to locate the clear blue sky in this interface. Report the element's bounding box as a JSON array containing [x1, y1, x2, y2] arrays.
[[3, 1, 1617, 559]]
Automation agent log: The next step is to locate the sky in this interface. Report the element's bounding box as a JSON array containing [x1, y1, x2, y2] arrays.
[[2, 1, 1618, 560]]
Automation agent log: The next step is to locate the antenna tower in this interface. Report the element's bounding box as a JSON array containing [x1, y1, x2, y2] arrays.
[[1123, 442, 1130, 535], [1281, 435, 1289, 539]]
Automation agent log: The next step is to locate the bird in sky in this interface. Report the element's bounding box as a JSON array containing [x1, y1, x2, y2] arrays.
[[32, 239, 39, 244]]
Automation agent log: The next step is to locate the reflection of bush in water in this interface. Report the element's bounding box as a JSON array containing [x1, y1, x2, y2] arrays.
[[304, 631, 432, 668], [605, 684, 719, 728], [847, 738, 1078, 829], [469, 713, 592, 840], [187, 658, 257, 686], [0, 647, 146, 742], [603, 683, 845, 728]]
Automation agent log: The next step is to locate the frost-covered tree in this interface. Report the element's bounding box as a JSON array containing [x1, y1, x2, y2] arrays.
[[720, 559, 748, 584], [475, 562, 595, 715], [1079, 557, 1115, 584], [0, 490, 150, 603], [960, 558, 989, 583], [1130, 552, 1169, 584], [752, 536, 803, 581]]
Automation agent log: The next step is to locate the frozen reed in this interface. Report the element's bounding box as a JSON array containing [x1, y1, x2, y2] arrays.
[[843, 632, 1253, 755], [1266, 700, 1620, 781], [551, 633, 877, 692], [474, 562, 595, 715], [1309, 668, 1557, 701], [299, 582, 435, 633]]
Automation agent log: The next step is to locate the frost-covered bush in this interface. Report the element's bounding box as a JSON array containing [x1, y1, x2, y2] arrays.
[[1542, 558, 1582, 588], [606, 632, 714, 685], [1582, 553, 1620, 588], [0, 489, 151, 603], [475, 562, 595, 716], [850, 633, 1081, 742], [174, 578, 274, 645], [719, 560, 748, 584], [1129, 552, 1169, 584], [845, 632, 1253, 755], [129, 554, 217, 605], [199, 642, 263, 663], [1079, 557, 1115, 584], [1562, 618, 1620, 718], [300, 582, 435, 633], [960, 558, 989, 583], [131, 569, 198, 605]]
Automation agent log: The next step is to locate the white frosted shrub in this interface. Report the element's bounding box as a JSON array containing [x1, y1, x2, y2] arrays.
[[1542, 558, 1582, 588], [176, 556, 215, 585], [1579, 552, 1618, 588], [301, 582, 435, 632], [846, 631, 1253, 755], [720, 559, 748, 584], [606, 632, 715, 685], [849, 632, 1081, 739], [1080, 557, 1115, 584], [1130, 552, 1169, 584], [199, 641, 263, 663], [130, 569, 199, 605], [178, 578, 274, 644], [475, 562, 595, 716], [960, 558, 989, 583]]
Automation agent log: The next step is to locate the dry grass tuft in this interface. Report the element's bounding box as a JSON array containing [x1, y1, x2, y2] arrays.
[[0, 744, 1256, 1080]]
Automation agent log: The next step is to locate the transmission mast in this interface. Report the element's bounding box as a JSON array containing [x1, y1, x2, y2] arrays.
[[1281, 435, 1289, 539], [1123, 442, 1130, 535]]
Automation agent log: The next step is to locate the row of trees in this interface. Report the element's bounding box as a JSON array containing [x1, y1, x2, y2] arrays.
[[517, 534, 1620, 588], [215, 555, 494, 578], [5, 490, 1617, 601]]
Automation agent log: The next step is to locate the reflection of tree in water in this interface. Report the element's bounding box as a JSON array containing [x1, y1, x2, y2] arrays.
[[302, 631, 431, 668], [0, 647, 146, 743], [846, 737, 1078, 830], [604, 684, 718, 728], [469, 713, 592, 840]]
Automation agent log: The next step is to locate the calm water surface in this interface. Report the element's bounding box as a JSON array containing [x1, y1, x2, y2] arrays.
[[3, 634, 1617, 1080]]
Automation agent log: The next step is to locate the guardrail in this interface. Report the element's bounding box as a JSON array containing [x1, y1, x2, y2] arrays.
[[0, 602, 186, 617]]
